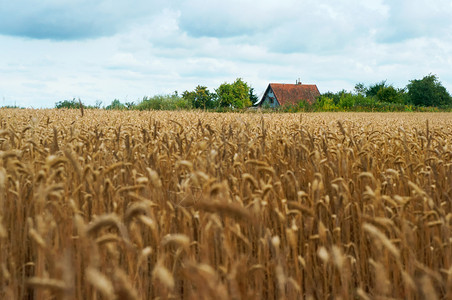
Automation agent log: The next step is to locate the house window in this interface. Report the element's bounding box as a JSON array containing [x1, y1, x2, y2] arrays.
[[269, 97, 274, 104]]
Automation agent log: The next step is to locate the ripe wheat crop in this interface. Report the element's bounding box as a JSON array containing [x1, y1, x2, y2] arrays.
[[0, 109, 451, 299]]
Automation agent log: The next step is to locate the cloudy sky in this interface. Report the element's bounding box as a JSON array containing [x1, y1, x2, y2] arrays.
[[1, 0, 451, 108]]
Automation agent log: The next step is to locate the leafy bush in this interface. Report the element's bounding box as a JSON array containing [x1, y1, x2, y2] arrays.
[[55, 98, 99, 109], [376, 86, 405, 104], [314, 96, 338, 111], [105, 99, 126, 110], [338, 93, 356, 109], [135, 94, 190, 111], [55, 99, 82, 109], [1, 105, 24, 109], [296, 100, 314, 112], [366, 81, 388, 98], [182, 86, 216, 109]]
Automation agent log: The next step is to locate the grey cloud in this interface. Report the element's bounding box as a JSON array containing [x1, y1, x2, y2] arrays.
[[177, 0, 300, 38], [176, 0, 387, 54], [174, 0, 449, 54], [0, 0, 165, 40], [377, 0, 452, 43]]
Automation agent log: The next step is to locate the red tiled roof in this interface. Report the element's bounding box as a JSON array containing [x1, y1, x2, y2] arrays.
[[270, 83, 320, 106]]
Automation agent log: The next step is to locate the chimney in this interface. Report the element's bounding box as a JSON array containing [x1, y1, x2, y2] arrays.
[[296, 78, 302, 85]]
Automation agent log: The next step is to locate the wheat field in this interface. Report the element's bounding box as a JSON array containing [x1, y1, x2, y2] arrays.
[[0, 109, 451, 299]]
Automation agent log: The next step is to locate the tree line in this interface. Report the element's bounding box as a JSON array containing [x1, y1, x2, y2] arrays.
[[312, 74, 452, 112], [55, 78, 259, 111], [54, 74, 452, 112]]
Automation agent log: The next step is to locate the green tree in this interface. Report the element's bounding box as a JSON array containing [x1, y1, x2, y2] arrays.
[[249, 87, 259, 105], [322, 90, 347, 105], [376, 86, 405, 104], [216, 78, 251, 108], [362, 81, 407, 104], [366, 81, 387, 98], [55, 98, 81, 109], [407, 74, 451, 107], [106, 99, 126, 110], [182, 86, 215, 109], [215, 83, 234, 108], [354, 83, 367, 95], [125, 101, 135, 110], [95, 100, 103, 109]]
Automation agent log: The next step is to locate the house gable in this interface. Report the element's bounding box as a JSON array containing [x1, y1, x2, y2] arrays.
[[259, 85, 280, 108]]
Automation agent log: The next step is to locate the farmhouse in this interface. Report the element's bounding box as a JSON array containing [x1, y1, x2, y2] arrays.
[[257, 81, 320, 108]]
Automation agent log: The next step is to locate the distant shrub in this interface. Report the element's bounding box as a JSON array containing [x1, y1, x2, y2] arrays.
[[296, 100, 314, 112], [338, 93, 356, 110], [314, 96, 338, 111], [55, 98, 98, 109], [135, 94, 191, 111], [105, 99, 126, 110], [55, 99, 81, 109], [1, 105, 24, 109]]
